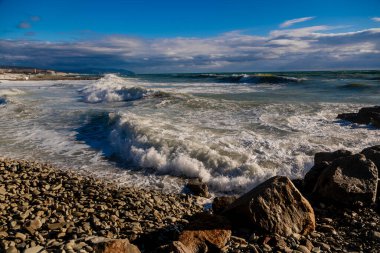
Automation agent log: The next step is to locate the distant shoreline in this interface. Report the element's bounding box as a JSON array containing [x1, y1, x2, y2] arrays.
[[0, 73, 101, 81]]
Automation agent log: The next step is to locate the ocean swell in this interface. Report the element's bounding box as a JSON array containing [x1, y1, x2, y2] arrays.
[[192, 73, 304, 84], [220, 74, 303, 84]]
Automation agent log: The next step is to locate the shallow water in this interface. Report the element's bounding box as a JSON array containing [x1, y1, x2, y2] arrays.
[[0, 71, 379, 194]]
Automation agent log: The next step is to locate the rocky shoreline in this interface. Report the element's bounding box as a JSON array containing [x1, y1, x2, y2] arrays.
[[1, 145, 380, 252]]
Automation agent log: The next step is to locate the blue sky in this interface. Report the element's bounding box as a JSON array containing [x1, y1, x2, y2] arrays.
[[1, 0, 380, 73]]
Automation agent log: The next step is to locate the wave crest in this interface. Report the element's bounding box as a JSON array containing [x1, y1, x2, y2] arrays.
[[80, 74, 149, 103]]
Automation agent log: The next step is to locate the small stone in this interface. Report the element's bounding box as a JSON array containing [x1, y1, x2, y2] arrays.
[[73, 242, 87, 251], [309, 232, 321, 238], [292, 233, 302, 240], [0, 187, 7, 195], [47, 222, 65, 230], [5, 246, 18, 253], [318, 224, 337, 235], [185, 180, 210, 198], [311, 247, 320, 253], [370, 231, 380, 241], [15, 232, 27, 241], [262, 244, 272, 252], [317, 243, 330, 251], [297, 245, 311, 253], [302, 239, 313, 251], [0, 231, 8, 237], [24, 246, 44, 253], [25, 218, 43, 234], [94, 239, 140, 253]]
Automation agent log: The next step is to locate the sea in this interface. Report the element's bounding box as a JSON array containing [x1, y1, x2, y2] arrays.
[[0, 71, 379, 194]]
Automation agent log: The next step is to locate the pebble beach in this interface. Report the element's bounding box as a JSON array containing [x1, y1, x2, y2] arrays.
[[1, 152, 380, 252]]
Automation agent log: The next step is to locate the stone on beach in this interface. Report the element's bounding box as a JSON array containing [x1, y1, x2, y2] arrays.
[[178, 213, 231, 253], [223, 176, 315, 236], [313, 154, 378, 206], [212, 196, 237, 214], [185, 180, 210, 198], [94, 238, 141, 253]]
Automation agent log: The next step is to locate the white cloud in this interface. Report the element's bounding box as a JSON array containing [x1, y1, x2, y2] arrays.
[[372, 17, 380, 22], [280, 17, 315, 28], [1, 26, 380, 73]]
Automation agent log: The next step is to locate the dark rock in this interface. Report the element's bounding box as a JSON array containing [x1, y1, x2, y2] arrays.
[[361, 145, 380, 175], [223, 176, 315, 236], [358, 106, 380, 124], [313, 154, 378, 206], [185, 181, 210, 198], [337, 112, 359, 123], [304, 162, 330, 194], [314, 150, 353, 164], [337, 106, 380, 126], [212, 196, 237, 214], [178, 213, 231, 253], [371, 113, 380, 128], [291, 178, 305, 193]]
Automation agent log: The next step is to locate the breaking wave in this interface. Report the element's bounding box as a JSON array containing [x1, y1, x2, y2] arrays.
[[80, 74, 149, 103]]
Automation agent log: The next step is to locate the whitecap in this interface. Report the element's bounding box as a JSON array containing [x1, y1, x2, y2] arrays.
[[80, 74, 149, 103]]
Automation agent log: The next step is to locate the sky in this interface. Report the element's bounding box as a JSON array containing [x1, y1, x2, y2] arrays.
[[0, 0, 380, 73]]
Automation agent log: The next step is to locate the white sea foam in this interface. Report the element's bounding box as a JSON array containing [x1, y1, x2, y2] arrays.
[[99, 100, 380, 193], [0, 74, 379, 195], [80, 74, 148, 103]]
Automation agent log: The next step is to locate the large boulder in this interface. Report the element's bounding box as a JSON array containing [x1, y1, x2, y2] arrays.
[[223, 176, 315, 236], [314, 150, 353, 164], [337, 106, 380, 126], [178, 213, 231, 253], [313, 154, 378, 206], [361, 145, 380, 175]]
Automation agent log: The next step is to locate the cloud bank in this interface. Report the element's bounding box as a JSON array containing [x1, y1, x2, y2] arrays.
[[1, 26, 380, 73], [373, 17, 380, 22], [280, 17, 315, 28]]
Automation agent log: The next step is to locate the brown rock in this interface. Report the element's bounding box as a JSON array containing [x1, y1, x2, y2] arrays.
[[178, 213, 231, 253], [313, 154, 378, 206], [25, 218, 43, 234], [94, 239, 140, 253], [212, 196, 237, 214], [186, 181, 210, 198], [223, 176, 315, 236]]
